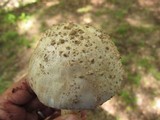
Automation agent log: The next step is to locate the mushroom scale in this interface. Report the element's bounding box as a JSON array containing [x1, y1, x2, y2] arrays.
[[28, 23, 124, 109]]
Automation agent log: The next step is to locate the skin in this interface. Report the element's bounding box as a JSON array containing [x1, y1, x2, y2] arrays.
[[0, 75, 85, 120]]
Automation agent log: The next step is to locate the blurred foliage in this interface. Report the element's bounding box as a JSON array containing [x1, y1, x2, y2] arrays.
[[0, 0, 160, 119], [128, 72, 142, 86], [60, 0, 90, 11], [0, 10, 32, 94], [0, 77, 12, 94], [120, 90, 137, 105], [4, 13, 17, 23], [150, 67, 160, 81]]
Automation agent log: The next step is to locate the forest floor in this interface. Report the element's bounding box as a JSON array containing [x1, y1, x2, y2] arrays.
[[0, 0, 160, 120]]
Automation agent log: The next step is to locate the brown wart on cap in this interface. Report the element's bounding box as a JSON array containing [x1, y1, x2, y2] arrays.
[[28, 23, 124, 110]]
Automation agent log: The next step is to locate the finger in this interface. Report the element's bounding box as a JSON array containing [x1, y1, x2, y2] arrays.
[[45, 110, 61, 120], [25, 97, 60, 117], [0, 97, 10, 120], [42, 107, 61, 118], [25, 97, 58, 114], [2, 76, 35, 105], [0, 100, 27, 120], [54, 114, 80, 120], [29, 108, 60, 120], [0, 109, 11, 120], [25, 98, 46, 112], [26, 112, 38, 120]]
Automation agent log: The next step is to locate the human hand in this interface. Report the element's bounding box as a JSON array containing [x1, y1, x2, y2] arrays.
[[0, 75, 84, 120]]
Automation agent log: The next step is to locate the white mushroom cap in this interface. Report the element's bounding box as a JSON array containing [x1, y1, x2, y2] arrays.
[[28, 23, 124, 110]]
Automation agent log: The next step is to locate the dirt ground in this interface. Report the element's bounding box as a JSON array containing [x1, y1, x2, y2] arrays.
[[0, 0, 160, 120]]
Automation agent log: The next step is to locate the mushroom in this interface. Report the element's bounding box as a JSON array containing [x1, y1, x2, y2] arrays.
[[28, 23, 124, 111]]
